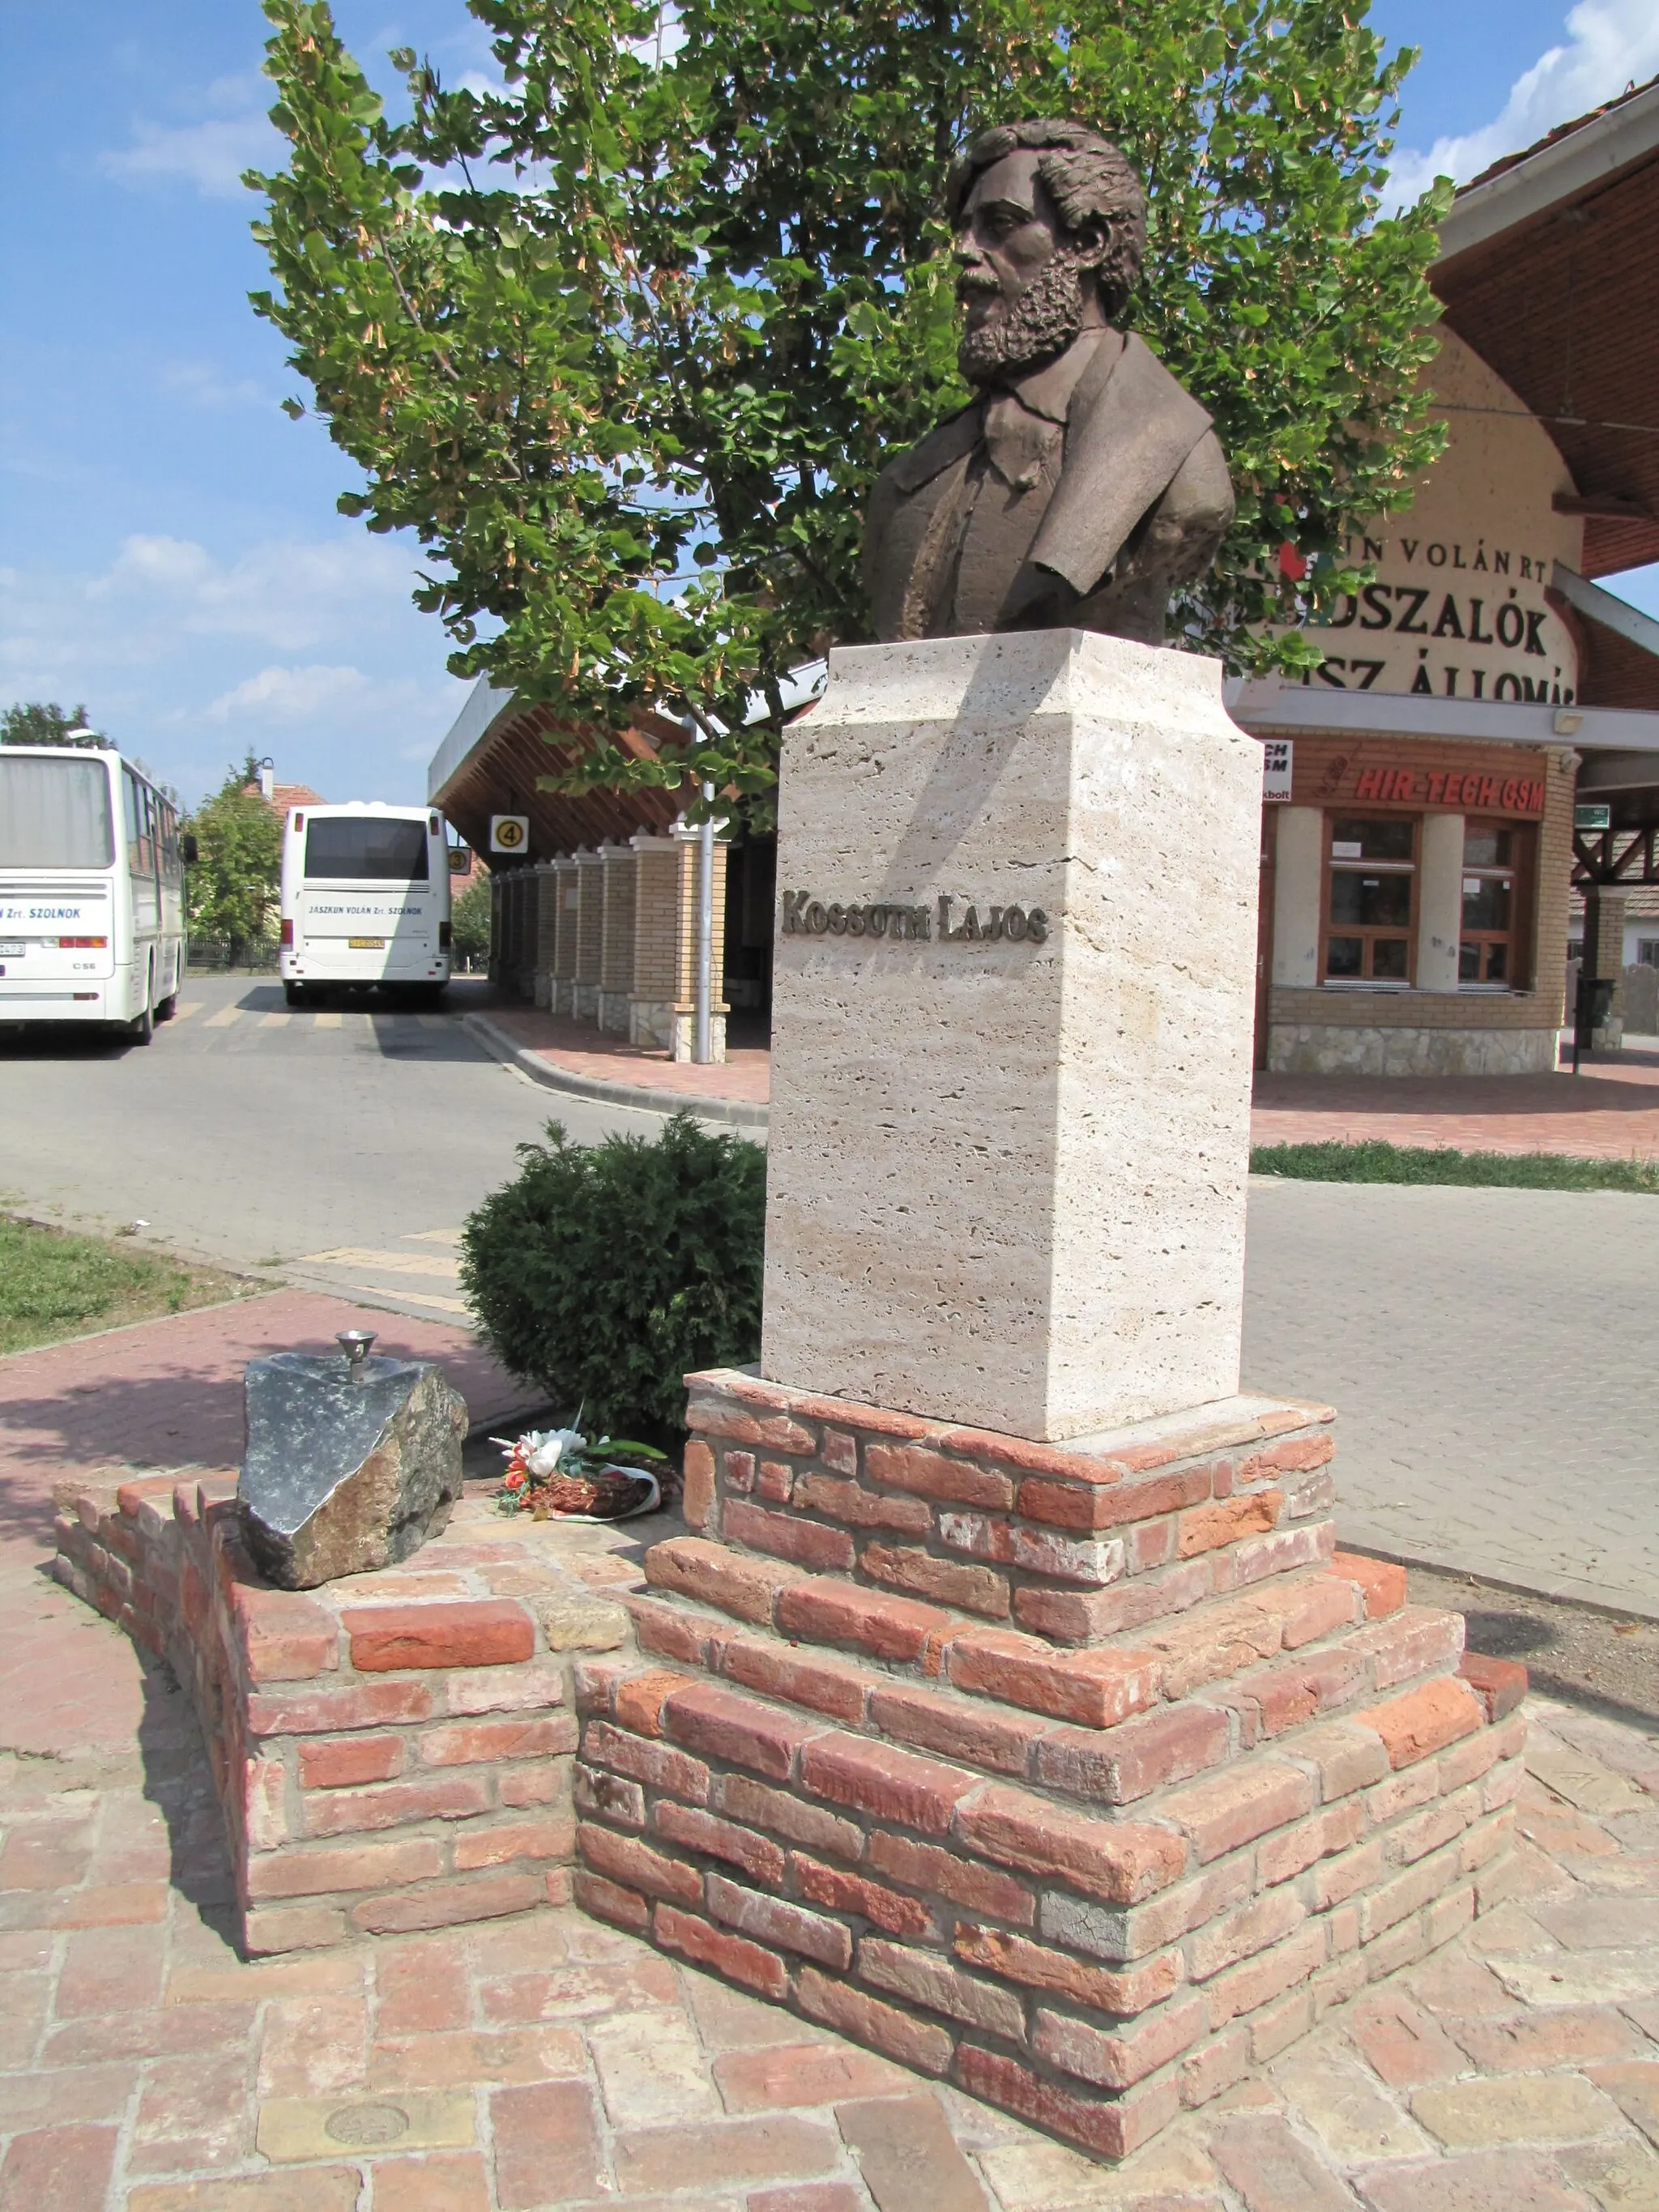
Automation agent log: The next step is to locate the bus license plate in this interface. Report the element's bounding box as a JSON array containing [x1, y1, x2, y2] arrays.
[[348, 937, 386, 949], [0, 942, 24, 957]]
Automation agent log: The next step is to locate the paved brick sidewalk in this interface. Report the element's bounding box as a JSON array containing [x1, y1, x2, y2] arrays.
[[0, 1293, 534, 1762], [1253, 1049, 1659, 1162], [2, 1626, 1657, 2209], [471, 1006, 771, 1117]]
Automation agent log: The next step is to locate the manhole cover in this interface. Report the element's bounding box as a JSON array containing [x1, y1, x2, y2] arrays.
[[325, 2103, 411, 2146]]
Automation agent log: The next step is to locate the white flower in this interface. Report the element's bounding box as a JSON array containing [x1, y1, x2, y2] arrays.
[[524, 1426, 586, 1478]]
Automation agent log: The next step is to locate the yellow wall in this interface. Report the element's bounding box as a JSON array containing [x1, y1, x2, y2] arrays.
[[1298, 332, 1584, 705]]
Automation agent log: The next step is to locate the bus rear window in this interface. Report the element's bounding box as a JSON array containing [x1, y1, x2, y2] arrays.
[[304, 819, 430, 882], [0, 756, 115, 869]]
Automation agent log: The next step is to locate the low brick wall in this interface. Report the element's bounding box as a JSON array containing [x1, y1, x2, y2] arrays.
[[574, 1370, 1526, 2162], [54, 1477, 629, 1954]]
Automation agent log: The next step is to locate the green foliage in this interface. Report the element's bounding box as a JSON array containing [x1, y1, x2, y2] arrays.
[[249, 0, 1448, 815], [1251, 1140, 1659, 1193], [0, 1217, 245, 1356], [183, 764, 284, 946], [450, 874, 493, 961], [460, 1113, 766, 1437], [2, 701, 96, 747]]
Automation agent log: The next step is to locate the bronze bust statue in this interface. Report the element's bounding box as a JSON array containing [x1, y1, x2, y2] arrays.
[[863, 120, 1234, 646]]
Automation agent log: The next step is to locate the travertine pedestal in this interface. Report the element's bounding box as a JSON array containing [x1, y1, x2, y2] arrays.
[[762, 631, 1260, 1443]]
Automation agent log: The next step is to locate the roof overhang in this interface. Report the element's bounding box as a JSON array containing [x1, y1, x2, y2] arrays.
[[1430, 77, 1659, 579]]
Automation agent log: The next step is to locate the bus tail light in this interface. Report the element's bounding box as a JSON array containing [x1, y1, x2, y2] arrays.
[[58, 936, 108, 948], [438, 921, 452, 949], [293, 812, 305, 831], [279, 919, 295, 948]]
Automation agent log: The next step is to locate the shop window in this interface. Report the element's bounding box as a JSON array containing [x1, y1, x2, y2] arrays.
[[1460, 820, 1532, 988], [1322, 816, 1415, 985]]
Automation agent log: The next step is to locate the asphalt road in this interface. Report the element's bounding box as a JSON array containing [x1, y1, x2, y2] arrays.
[[3, 970, 1657, 1623]]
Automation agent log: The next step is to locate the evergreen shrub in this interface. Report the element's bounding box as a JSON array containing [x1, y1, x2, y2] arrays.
[[460, 1112, 766, 1441]]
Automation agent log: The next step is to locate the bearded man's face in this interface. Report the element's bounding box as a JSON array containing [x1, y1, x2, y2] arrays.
[[954, 149, 1096, 385]]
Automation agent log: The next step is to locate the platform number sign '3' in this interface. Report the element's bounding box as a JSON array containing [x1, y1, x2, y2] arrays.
[[490, 815, 529, 855]]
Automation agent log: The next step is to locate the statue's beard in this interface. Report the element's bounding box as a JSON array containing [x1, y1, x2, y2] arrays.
[[958, 254, 1088, 384]]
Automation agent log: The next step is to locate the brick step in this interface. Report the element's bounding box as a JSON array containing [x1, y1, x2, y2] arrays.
[[599, 1571, 1492, 1841], [681, 1369, 1342, 1649], [634, 1536, 1437, 1754], [572, 1639, 1525, 2158]]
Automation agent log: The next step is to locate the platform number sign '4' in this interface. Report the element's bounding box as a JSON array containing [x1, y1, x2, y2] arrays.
[[490, 815, 530, 855], [1262, 740, 1293, 804]]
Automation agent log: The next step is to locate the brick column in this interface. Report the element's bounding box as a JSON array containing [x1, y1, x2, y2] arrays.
[[552, 857, 579, 1014], [599, 843, 638, 1034], [629, 826, 729, 1061], [574, 850, 606, 1021], [488, 872, 506, 986], [1584, 885, 1628, 1048], [532, 863, 560, 1008], [1416, 814, 1465, 995]]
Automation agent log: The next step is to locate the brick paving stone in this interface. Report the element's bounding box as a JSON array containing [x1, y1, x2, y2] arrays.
[[836, 2093, 992, 2212], [1352, 2147, 1604, 2212], [127, 2051, 254, 2174], [0, 2122, 119, 2212], [367, 2151, 494, 2211], [491, 2079, 607, 2208], [749, 2187, 871, 2212], [1410, 2075, 1629, 2150], [1344, 1989, 1469, 2089], [124, 2173, 365, 2210], [1270, 2043, 1434, 2163], [1556, 2138, 1659, 2210], [614, 2115, 845, 2197], [588, 2009, 723, 2125], [6, 1302, 1659, 2212], [717, 2043, 915, 2112], [1587, 2064, 1659, 2150], [1209, 2114, 1361, 2210]]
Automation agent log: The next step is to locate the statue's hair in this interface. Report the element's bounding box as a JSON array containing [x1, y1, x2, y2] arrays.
[[946, 119, 1146, 311]]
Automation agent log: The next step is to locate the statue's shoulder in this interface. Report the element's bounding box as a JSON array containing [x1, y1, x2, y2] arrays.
[[1073, 330, 1213, 445], [876, 403, 983, 497]]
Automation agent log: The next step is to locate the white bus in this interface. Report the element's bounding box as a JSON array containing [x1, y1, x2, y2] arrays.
[[279, 802, 452, 1007], [0, 745, 186, 1042]]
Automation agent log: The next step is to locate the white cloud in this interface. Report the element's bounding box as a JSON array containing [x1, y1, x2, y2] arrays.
[[206, 663, 433, 724], [160, 360, 273, 412], [81, 532, 421, 654], [1390, 0, 1659, 206], [100, 77, 280, 200], [0, 530, 469, 804]]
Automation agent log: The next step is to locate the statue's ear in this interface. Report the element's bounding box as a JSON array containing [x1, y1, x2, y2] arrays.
[[1068, 216, 1111, 271]]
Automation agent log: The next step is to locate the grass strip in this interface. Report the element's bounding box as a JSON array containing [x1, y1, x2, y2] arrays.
[[0, 1215, 253, 1355], [1250, 1138, 1659, 1193]]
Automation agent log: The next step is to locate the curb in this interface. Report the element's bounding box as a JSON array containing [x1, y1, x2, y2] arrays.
[[463, 1012, 771, 1131]]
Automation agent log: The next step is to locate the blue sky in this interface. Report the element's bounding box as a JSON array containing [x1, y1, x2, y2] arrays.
[[2, 1, 1657, 811]]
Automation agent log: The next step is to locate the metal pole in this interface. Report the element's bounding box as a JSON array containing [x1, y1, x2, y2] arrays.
[[694, 782, 714, 1063]]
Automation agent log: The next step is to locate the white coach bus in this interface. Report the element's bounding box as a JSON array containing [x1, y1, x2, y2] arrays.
[[0, 745, 186, 1042], [279, 802, 451, 1007]]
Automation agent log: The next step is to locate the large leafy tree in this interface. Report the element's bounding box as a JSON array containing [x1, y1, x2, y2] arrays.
[[184, 761, 284, 948], [2, 701, 96, 747], [250, 0, 1448, 812]]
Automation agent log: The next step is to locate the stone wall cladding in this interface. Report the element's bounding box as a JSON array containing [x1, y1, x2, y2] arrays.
[[53, 1481, 624, 1955], [578, 1367, 1522, 2162], [1265, 1021, 1560, 1076]]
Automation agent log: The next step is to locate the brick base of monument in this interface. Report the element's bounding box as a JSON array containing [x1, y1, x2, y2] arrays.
[[53, 1476, 625, 1954], [574, 1367, 1527, 2162]]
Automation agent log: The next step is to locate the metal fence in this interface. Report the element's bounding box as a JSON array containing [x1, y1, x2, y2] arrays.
[[186, 936, 279, 974]]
